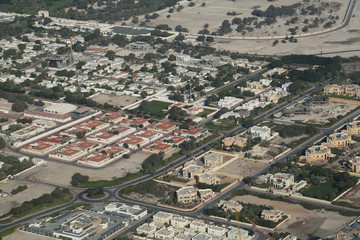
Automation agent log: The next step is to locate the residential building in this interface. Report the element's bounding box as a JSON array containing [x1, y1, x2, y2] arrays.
[[86, 131, 122, 144], [147, 121, 178, 133], [217, 200, 243, 213], [247, 81, 263, 90], [21, 141, 59, 155], [248, 126, 272, 140], [192, 233, 213, 240], [176, 127, 206, 139], [176, 186, 198, 204], [300, 145, 333, 163], [197, 173, 220, 185], [261, 210, 284, 222], [182, 165, 204, 179], [347, 157, 360, 173], [326, 132, 353, 148], [137, 222, 156, 236], [222, 136, 247, 150], [128, 41, 150, 51], [198, 189, 213, 201], [155, 226, 175, 240], [227, 227, 251, 240], [153, 212, 173, 224], [120, 135, 147, 149], [104, 203, 147, 221], [163, 134, 186, 146], [176, 54, 190, 62], [142, 140, 173, 154], [11, 125, 45, 140], [324, 84, 360, 98], [292, 180, 307, 191], [203, 152, 223, 167], [270, 173, 295, 189], [207, 225, 227, 237], [218, 96, 243, 109], [135, 130, 163, 141], [44, 103, 77, 115], [171, 217, 190, 228], [49, 147, 85, 161], [189, 221, 207, 233], [96, 112, 126, 123], [346, 121, 360, 135]]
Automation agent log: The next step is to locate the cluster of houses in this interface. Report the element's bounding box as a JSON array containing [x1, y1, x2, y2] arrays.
[[135, 211, 252, 240], [257, 173, 307, 194], [20, 111, 207, 168], [300, 121, 359, 164]]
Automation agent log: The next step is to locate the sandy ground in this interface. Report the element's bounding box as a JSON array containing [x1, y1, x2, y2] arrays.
[[281, 101, 358, 124], [338, 184, 360, 208], [147, 0, 345, 37], [232, 195, 354, 239], [19, 151, 151, 186], [89, 93, 140, 108], [216, 158, 269, 178], [4, 229, 54, 240], [0, 180, 54, 216]]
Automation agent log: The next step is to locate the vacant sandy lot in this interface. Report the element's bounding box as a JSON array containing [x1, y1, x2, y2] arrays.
[[281, 101, 358, 124], [147, 0, 345, 37], [0, 180, 54, 216], [232, 195, 354, 239], [337, 184, 360, 208], [20, 151, 151, 186], [89, 93, 140, 108], [216, 158, 269, 178]]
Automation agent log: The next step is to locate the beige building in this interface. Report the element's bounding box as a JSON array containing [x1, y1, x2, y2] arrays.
[[203, 152, 223, 167], [247, 81, 263, 90], [182, 165, 203, 179], [347, 157, 360, 173], [217, 200, 243, 213], [324, 84, 360, 98], [326, 132, 353, 148], [300, 145, 333, 163], [222, 136, 247, 150], [171, 217, 190, 228], [155, 226, 175, 240], [198, 189, 213, 201], [153, 212, 173, 224], [197, 173, 220, 185], [346, 121, 360, 135], [261, 209, 284, 222], [190, 221, 207, 233], [176, 186, 198, 204]]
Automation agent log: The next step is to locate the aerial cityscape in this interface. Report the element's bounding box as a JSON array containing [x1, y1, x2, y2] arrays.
[[0, 0, 359, 239]]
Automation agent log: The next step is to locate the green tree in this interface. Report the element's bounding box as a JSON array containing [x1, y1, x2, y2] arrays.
[[11, 101, 27, 112], [0, 137, 6, 148]]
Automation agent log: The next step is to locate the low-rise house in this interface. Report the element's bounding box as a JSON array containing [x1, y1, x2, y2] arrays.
[[176, 186, 198, 204], [292, 180, 307, 191], [197, 173, 220, 185], [153, 212, 173, 224], [324, 84, 360, 98], [190, 221, 207, 233], [270, 173, 295, 189], [192, 233, 213, 240], [135, 130, 163, 142], [346, 121, 360, 135], [300, 145, 333, 163], [24, 110, 72, 123], [171, 216, 190, 228], [11, 125, 45, 140], [203, 152, 223, 167], [207, 225, 227, 237], [198, 189, 213, 201], [155, 226, 175, 240], [182, 164, 204, 179], [96, 112, 126, 123], [21, 141, 59, 155], [120, 135, 148, 149], [222, 136, 247, 150], [217, 200, 243, 213], [163, 134, 187, 146], [147, 121, 178, 133], [104, 203, 147, 220], [142, 140, 173, 154], [248, 126, 272, 140], [326, 132, 353, 148], [136, 222, 156, 236], [49, 147, 85, 161], [261, 210, 284, 222], [176, 127, 207, 139], [86, 130, 122, 144], [227, 227, 251, 240], [347, 157, 360, 173], [120, 117, 149, 127]]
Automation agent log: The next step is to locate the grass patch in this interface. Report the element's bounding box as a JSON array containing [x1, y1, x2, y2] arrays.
[[11, 185, 27, 195], [159, 175, 189, 183], [78, 171, 144, 188], [301, 180, 337, 200], [206, 122, 237, 131], [196, 108, 216, 117], [0, 226, 17, 238], [137, 100, 171, 114], [86, 193, 105, 199]]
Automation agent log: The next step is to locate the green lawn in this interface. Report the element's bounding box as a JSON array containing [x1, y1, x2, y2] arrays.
[[78, 171, 144, 188], [196, 108, 216, 117], [139, 100, 171, 114], [87, 193, 105, 199], [205, 122, 237, 131], [301, 180, 337, 201]]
